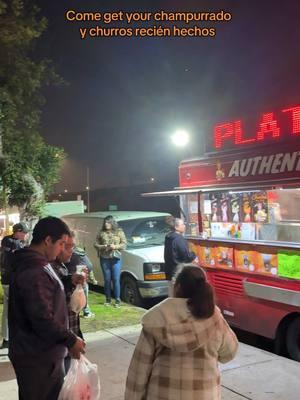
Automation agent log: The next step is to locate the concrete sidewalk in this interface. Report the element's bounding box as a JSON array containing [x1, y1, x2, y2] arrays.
[[1, 324, 300, 399]]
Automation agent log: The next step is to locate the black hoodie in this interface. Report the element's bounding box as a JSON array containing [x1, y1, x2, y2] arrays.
[[8, 247, 77, 363], [164, 231, 196, 280]]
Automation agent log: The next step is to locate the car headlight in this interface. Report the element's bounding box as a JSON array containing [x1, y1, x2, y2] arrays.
[[143, 263, 166, 280]]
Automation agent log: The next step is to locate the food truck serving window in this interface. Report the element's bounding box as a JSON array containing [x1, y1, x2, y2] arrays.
[[196, 188, 300, 243], [180, 193, 200, 236]]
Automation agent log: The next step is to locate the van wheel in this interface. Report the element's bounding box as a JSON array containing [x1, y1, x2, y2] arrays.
[[286, 317, 300, 361], [121, 276, 142, 307]]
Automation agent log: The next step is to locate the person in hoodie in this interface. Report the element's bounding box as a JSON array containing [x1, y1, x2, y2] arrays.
[[164, 217, 196, 295], [125, 265, 238, 400], [8, 216, 86, 400]]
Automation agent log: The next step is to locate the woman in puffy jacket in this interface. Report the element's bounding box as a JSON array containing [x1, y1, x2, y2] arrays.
[[94, 215, 126, 307], [125, 264, 238, 400]]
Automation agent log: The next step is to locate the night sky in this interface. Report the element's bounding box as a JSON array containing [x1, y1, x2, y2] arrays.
[[36, 0, 300, 193]]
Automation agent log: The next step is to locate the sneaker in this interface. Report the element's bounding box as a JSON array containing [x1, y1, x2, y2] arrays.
[[1, 340, 9, 349], [83, 312, 95, 319], [114, 300, 121, 308], [104, 301, 112, 306]]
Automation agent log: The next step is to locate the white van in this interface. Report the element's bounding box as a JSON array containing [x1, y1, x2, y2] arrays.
[[62, 211, 170, 306]]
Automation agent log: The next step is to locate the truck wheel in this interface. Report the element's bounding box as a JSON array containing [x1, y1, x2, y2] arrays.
[[286, 317, 300, 361], [121, 276, 142, 307]]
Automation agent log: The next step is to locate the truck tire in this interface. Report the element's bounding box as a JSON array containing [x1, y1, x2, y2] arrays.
[[121, 276, 142, 307], [286, 317, 300, 361]]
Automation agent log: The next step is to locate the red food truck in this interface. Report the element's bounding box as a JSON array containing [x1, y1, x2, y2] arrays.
[[144, 104, 300, 361]]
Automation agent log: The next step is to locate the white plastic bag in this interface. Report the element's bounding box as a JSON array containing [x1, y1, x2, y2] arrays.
[[58, 355, 100, 400], [70, 284, 86, 313]]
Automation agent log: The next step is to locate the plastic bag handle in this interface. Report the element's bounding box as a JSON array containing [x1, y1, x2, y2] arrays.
[[81, 354, 94, 367]]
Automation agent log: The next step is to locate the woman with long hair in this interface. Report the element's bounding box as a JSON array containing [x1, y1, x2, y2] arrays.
[[94, 215, 127, 307], [125, 264, 238, 400]]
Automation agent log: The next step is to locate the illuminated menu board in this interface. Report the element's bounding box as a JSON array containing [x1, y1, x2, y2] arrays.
[[209, 105, 300, 152]]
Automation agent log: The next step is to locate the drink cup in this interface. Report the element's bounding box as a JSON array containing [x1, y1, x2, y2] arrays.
[[76, 265, 87, 276]]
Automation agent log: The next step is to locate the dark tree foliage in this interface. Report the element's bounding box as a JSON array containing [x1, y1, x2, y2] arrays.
[[0, 0, 65, 217]]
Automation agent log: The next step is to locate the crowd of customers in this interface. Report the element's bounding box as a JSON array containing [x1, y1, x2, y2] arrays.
[[0, 214, 238, 400]]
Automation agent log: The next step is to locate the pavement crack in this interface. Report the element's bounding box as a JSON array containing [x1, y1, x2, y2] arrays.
[[103, 329, 136, 346], [221, 384, 253, 400], [222, 358, 273, 373]]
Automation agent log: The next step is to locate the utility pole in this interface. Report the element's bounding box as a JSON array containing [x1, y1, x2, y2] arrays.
[[86, 166, 90, 213]]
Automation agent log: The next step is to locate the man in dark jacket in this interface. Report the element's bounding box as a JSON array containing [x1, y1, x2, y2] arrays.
[[8, 217, 85, 400], [164, 218, 196, 294], [0, 222, 29, 349]]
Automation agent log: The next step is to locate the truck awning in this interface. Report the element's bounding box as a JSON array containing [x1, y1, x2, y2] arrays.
[[141, 189, 202, 197], [141, 181, 293, 198]]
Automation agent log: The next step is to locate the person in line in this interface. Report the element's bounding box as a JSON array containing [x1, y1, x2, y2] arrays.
[[8, 217, 85, 400], [52, 231, 87, 373], [0, 222, 29, 349], [65, 237, 96, 318], [125, 265, 239, 400], [94, 215, 127, 307], [164, 217, 196, 295]]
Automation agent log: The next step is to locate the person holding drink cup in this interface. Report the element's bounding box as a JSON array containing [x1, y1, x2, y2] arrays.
[[52, 232, 89, 372], [66, 247, 96, 318]]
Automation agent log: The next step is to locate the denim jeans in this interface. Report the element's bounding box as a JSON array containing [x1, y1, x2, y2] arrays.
[[100, 257, 121, 301]]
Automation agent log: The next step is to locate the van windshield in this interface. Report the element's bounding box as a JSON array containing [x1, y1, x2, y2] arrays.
[[118, 217, 171, 249]]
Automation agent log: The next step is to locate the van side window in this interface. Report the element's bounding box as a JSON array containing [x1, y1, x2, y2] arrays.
[[119, 217, 171, 248]]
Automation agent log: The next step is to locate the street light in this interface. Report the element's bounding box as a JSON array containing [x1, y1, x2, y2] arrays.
[[171, 130, 189, 147]]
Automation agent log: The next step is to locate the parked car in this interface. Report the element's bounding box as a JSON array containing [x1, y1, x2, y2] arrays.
[[62, 211, 170, 306]]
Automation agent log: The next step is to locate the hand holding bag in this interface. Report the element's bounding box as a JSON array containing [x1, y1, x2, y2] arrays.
[[69, 284, 86, 313], [58, 355, 100, 400]]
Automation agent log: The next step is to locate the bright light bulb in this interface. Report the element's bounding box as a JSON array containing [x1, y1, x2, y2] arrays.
[[171, 130, 189, 147]]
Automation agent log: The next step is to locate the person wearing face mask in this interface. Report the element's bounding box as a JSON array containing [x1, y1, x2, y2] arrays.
[[94, 215, 127, 307]]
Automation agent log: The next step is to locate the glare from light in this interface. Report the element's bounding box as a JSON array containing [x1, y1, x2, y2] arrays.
[[150, 177, 155, 182], [171, 130, 189, 147]]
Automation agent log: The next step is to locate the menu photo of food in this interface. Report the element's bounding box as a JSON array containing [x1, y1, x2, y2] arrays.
[[235, 247, 278, 276], [219, 193, 230, 223], [256, 251, 278, 276], [241, 192, 253, 222], [252, 191, 268, 223], [215, 247, 233, 269], [235, 248, 257, 273], [210, 193, 220, 222], [197, 245, 217, 268], [230, 193, 242, 223]]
